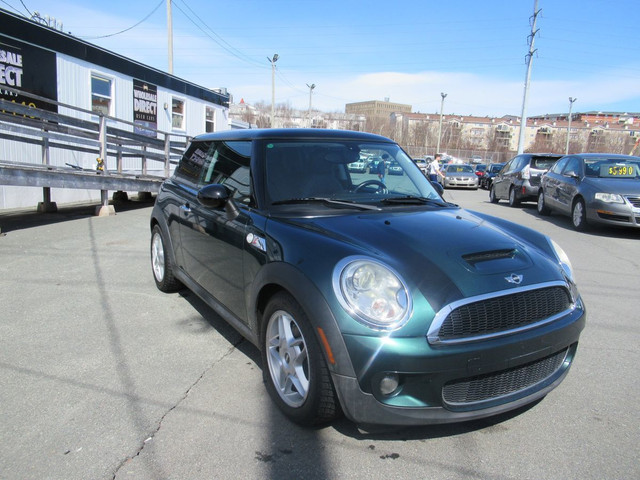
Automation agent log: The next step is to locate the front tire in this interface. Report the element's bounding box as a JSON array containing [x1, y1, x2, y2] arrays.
[[150, 225, 182, 292], [537, 190, 551, 216], [572, 198, 589, 231], [261, 292, 340, 426], [489, 185, 499, 203]]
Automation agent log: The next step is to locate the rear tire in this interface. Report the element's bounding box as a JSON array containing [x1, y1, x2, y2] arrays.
[[151, 225, 182, 292], [508, 187, 520, 207], [261, 292, 341, 426]]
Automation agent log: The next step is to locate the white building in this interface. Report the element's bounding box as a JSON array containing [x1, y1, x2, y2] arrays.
[[0, 9, 231, 210]]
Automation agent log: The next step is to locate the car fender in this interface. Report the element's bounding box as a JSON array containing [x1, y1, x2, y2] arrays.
[[150, 204, 181, 271], [249, 261, 356, 378]]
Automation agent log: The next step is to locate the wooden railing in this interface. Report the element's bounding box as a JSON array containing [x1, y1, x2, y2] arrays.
[[0, 87, 190, 213]]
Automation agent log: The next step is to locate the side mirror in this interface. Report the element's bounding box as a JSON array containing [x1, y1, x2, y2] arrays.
[[197, 184, 241, 221], [197, 184, 229, 208], [431, 181, 444, 196]]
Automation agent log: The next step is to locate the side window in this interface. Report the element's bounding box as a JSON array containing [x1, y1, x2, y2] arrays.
[[562, 157, 581, 176], [503, 158, 517, 174], [171, 97, 186, 130], [91, 73, 113, 115], [174, 141, 212, 187], [513, 157, 528, 172], [550, 157, 568, 174], [200, 141, 252, 203], [205, 106, 215, 133]]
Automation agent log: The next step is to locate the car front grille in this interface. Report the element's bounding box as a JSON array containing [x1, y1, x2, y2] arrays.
[[442, 348, 568, 407], [431, 285, 573, 343], [626, 196, 640, 208]]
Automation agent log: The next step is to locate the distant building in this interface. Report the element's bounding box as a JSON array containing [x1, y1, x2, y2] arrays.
[[228, 100, 365, 131], [530, 112, 640, 127], [345, 99, 412, 119]]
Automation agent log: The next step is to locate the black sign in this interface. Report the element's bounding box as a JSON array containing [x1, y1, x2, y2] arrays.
[[133, 79, 157, 137], [0, 36, 57, 112]]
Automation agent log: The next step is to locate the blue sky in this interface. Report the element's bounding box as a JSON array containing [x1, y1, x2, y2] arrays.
[[3, 0, 638, 117]]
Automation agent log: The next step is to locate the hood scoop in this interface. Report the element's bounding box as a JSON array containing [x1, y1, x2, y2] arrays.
[[462, 249, 517, 266], [460, 247, 531, 274]]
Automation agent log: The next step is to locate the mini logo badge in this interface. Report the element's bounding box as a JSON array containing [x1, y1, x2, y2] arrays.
[[505, 273, 523, 284]]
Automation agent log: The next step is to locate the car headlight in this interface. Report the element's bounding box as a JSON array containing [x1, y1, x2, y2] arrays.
[[594, 192, 624, 203], [548, 238, 575, 283], [333, 258, 412, 331]]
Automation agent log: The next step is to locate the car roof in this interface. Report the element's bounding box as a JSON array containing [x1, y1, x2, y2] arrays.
[[568, 153, 640, 161], [518, 153, 563, 158], [192, 128, 395, 143]]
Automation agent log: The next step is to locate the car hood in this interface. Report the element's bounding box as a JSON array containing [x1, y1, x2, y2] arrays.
[[280, 207, 564, 312], [585, 177, 640, 195]]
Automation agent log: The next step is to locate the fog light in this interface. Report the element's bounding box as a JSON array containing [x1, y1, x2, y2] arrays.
[[379, 373, 400, 396]]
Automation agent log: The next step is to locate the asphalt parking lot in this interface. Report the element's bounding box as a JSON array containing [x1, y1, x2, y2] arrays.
[[1, 189, 638, 480]]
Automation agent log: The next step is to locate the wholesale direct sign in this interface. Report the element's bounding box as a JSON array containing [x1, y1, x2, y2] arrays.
[[133, 79, 157, 137], [0, 36, 58, 112]]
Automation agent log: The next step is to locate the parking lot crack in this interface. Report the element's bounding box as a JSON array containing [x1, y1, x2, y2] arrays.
[[112, 338, 245, 479]]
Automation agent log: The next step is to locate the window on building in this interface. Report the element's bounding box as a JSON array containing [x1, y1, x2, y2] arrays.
[[172, 97, 185, 130], [205, 106, 215, 132], [91, 74, 112, 115]]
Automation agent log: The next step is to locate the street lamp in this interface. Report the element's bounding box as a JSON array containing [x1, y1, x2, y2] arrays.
[[565, 97, 577, 154], [306, 83, 315, 127], [437, 92, 447, 154], [267, 54, 279, 128]]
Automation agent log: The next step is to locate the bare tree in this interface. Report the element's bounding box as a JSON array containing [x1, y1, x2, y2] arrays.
[[363, 115, 393, 138], [526, 133, 554, 153], [600, 131, 633, 154]]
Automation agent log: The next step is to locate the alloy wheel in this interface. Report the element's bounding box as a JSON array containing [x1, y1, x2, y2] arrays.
[[265, 309, 310, 408]]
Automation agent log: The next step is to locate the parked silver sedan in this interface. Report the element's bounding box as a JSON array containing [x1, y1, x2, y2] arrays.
[[537, 153, 640, 230], [439, 164, 479, 189]]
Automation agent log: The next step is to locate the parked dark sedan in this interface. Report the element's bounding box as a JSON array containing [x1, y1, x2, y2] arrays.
[[491, 153, 562, 206], [480, 163, 505, 190], [537, 153, 640, 230], [150, 129, 585, 427]]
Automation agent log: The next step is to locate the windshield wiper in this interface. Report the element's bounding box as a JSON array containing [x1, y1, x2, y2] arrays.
[[272, 197, 381, 211], [380, 195, 451, 207]]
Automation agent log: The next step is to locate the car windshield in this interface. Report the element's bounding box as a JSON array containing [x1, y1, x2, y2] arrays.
[[445, 165, 474, 173], [263, 140, 443, 207], [584, 157, 640, 178]]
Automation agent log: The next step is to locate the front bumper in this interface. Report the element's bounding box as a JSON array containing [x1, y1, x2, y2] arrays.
[[586, 200, 640, 229], [443, 177, 478, 189], [331, 303, 585, 426]]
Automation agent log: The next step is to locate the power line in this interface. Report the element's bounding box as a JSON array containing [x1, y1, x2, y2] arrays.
[[172, 0, 264, 68], [79, 0, 164, 40], [0, 0, 23, 15], [19, 0, 31, 16]]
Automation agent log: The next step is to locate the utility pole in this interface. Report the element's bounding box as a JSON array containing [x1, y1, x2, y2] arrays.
[[306, 83, 315, 127], [167, 0, 173, 74], [517, 0, 540, 154], [565, 97, 576, 154], [437, 92, 447, 154], [268, 54, 279, 128]]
